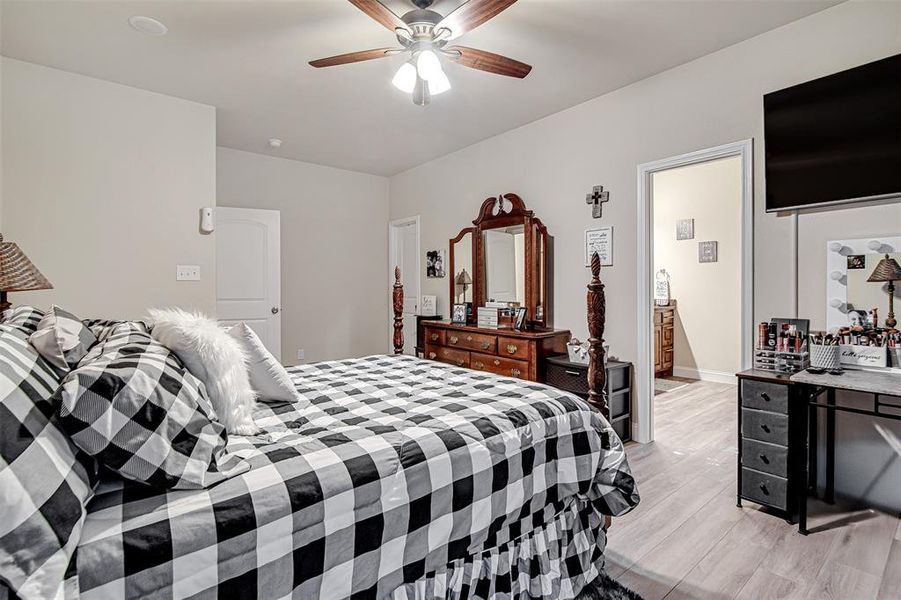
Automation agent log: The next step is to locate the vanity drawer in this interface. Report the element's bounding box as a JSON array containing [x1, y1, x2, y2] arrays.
[[741, 468, 788, 511], [741, 380, 789, 414], [742, 438, 788, 477], [471, 352, 529, 380], [741, 408, 788, 445], [498, 337, 530, 360], [426, 345, 470, 368], [424, 329, 445, 346], [447, 331, 497, 353]]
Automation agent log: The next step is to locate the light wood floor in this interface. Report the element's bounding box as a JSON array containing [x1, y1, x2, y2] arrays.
[[605, 379, 901, 600]]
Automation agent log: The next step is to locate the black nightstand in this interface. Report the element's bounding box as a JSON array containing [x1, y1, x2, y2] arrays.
[[545, 356, 633, 442]]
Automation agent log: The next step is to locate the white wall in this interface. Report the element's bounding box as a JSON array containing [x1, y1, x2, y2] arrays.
[[1, 58, 216, 318], [216, 147, 389, 365], [653, 156, 742, 377], [389, 1, 901, 510]]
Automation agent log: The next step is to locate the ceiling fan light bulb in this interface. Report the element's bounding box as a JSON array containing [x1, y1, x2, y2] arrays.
[[392, 62, 417, 94], [416, 50, 443, 82], [413, 77, 431, 106], [429, 69, 451, 95]]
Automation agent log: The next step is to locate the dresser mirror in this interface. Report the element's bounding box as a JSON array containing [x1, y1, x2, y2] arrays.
[[447, 194, 551, 328]]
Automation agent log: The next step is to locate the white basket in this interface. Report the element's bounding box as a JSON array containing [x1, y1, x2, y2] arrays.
[[810, 344, 840, 370]]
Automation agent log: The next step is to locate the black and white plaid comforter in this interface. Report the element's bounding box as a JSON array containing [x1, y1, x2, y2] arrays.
[[73, 355, 638, 599]]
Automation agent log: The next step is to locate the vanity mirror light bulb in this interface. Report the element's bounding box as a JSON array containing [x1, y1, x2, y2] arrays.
[[867, 240, 882, 251], [830, 271, 844, 281], [829, 298, 844, 309], [829, 242, 843, 253]]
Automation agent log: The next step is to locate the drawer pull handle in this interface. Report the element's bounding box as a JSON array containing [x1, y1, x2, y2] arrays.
[[474, 361, 484, 369], [456, 359, 465, 367], [506, 344, 518, 355], [466, 335, 473, 342], [760, 424, 771, 433], [761, 392, 771, 402], [430, 333, 439, 341], [759, 454, 770, 464], [511, 368, 522, 377], [565, 370, 582, 376], [428, 352, 436, 360], [758, 483, 769, 495], [494, 359, 501, 366], [481, 342, 491, 350], [449, 336, 459, 344]]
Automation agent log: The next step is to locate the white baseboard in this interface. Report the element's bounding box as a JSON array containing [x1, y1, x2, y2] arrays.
[[672, 366, 737, 385]]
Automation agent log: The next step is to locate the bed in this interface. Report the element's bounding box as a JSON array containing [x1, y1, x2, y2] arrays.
[[5, 256, 638, 599]]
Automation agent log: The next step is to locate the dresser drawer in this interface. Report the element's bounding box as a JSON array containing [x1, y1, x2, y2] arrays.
[[742, 438, 788, 477], [545, 362, 589, 395], [446, 331, 497, 353], [498, 337, 529, 360], [471, 352, 529, 379], [741, 380, 789, 414], [741, 408, 788, 445], [741, 468, 788, 511], [424, 329, 445, 346], [426, 345, 470, 368]]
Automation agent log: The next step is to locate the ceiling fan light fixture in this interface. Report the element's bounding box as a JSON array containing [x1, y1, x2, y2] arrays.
[[429, 69, 451, 95], [416, 49, 443, 82], [392, 61, 417, 94]]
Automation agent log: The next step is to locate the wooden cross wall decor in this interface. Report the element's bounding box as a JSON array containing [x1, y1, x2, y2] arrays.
[[585, 185, 609, 219]]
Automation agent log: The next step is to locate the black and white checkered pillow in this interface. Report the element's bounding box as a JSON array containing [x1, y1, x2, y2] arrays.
[[0, 323, 97, 600], [29, 306, 98, 375], [1, 305, 45, 335], [55, 323, 249, 489]]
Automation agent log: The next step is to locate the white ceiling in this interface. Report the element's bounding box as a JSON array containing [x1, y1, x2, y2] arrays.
[[1, 0, 841, 176]]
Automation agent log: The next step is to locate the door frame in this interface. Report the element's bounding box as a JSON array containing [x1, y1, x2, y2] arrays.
[[388, 215, 421, 352], [635, 139, 754, 443]]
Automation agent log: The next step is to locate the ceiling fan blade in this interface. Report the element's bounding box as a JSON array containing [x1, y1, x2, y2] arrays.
[[309, 48, 399, 68], [446, 46, 532, 79], [436, 0, 517, 40], [347, 0, 408, 33]]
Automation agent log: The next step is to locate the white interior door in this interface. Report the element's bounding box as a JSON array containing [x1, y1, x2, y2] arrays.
[[216, 207, 281, 360], [389, 217, 420, 355]]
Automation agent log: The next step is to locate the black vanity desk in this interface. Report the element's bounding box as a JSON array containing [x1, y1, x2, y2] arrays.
[[791, 368, 901, 535]]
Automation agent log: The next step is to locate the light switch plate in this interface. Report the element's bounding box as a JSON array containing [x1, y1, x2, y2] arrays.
[[297, 349, 305, 361], [176, 265, 201, 281]]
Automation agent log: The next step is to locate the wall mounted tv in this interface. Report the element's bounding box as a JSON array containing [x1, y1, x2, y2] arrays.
[[764, 54, 900, 212]]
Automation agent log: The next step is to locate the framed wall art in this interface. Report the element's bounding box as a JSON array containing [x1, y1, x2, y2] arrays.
[[585, 226, 613, 267], [676, 218, 694, 240]]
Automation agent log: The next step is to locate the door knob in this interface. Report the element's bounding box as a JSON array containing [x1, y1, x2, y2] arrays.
[[271, 307, 280, 315]]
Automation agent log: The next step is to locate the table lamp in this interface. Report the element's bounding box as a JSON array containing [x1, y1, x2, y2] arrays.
[[867, 253, 901, 329], [455, 268, 472, 303], [0, 233, 53, 316]]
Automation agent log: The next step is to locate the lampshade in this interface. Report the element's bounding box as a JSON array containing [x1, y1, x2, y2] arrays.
[[867, 254, 901, 282], [455, 269, 472, 286], [0, 233, 53, 294]]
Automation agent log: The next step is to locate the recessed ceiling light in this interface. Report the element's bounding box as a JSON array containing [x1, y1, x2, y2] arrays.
[[128, 16, 168, 36], [268, 138, 283, 149]]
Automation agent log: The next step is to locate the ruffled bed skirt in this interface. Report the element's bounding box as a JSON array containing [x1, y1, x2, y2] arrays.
[[388, 497, 606, 600]]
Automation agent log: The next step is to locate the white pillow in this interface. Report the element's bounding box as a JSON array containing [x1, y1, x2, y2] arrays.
[[228, 322, 299, 403], [147, 308, 259, 435]]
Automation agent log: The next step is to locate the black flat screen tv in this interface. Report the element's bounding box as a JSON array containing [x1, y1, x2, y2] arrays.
[[764, 54, 901, 212]]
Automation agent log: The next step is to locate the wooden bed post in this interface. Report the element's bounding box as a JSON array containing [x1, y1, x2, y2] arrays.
[[393, 266, 404, 355], [587, 252, 608, 419]]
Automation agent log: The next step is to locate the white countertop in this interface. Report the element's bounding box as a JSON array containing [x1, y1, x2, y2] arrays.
[[792, 368, 901, 396]]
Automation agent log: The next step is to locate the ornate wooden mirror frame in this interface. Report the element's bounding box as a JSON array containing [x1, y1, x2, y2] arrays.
[[448, 193, 550, 329]]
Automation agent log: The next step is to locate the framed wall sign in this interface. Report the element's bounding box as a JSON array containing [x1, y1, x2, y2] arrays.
[[585, 226, 613, 267], [698, 240, 718, 263], [420, 295, 436, 317], [676, 218, 694, 240]]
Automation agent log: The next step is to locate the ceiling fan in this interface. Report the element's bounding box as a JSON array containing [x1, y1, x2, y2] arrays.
[[309, 0, 531, 106]]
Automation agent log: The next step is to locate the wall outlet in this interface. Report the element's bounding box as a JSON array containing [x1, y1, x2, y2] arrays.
[[176, 265, 201, 281], [297, 349, 305, 361]]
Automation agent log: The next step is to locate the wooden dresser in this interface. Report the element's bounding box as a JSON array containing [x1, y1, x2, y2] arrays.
[[654, 302, 675, 377], [423, 321, 570, 382]]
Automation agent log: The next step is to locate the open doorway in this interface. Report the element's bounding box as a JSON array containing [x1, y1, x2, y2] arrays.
[[636, 141, 753, 443]]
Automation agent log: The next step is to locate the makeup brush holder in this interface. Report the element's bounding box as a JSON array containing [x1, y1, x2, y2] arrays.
[[810, 344, 841, 371]]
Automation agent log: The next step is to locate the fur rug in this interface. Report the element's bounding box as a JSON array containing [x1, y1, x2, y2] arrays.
[[576, 572, 644, 600]]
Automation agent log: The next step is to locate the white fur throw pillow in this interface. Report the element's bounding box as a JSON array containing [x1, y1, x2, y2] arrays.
[[147, 308, 259, 435], [228, 322, 299, 403]]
